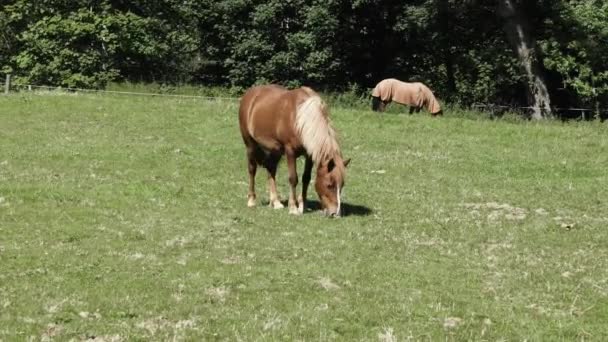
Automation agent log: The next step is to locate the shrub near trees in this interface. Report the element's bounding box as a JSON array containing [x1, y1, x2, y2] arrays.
[[1, 0, 607, 118]]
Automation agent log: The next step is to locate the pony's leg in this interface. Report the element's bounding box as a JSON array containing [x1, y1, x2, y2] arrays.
[[265, 155, 283, 209], [246, 147, 257, 207], [379, 101, 387, 112], [298, 156, 313, 214], [285, 150, 300, 215]]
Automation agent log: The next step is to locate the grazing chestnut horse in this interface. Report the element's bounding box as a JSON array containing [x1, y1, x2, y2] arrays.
[[371, 78, 442, 116], [239, 85, 350, 217]]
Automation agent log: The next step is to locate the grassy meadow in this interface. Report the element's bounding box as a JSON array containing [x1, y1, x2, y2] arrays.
[[1, 91, 607, 340]]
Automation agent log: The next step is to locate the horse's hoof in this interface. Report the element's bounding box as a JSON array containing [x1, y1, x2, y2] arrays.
[[289, 206, 301, 215], [297, 203, 304, 214], [247, 197, 256, 207], [271, 201, 284, 209]]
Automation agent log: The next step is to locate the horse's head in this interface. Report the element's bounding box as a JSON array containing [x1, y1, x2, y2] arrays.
[[315, 156, 350, 217], [371, 96, 386, 112]]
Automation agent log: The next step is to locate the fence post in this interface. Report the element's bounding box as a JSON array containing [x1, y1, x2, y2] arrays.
[[4, 74, 10, 94]]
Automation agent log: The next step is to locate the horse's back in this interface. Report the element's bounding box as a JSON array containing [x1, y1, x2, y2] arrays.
[[239, 85, 286, 139], [239, 85, 286, 123], [371, 79, 440, 113], [372, 78, 418, 105], [390, 80, 421, 106], [239, 85, 315, 153]]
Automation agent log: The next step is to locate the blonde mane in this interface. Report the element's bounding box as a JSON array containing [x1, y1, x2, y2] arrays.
[[295, 95, 340, 163]]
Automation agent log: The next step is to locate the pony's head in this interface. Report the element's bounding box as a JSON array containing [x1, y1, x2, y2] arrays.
[[371, 96, 386, 112], [371, 96, 381, 111], [295, 92, 350, 217], [315, 156, 350, 217]]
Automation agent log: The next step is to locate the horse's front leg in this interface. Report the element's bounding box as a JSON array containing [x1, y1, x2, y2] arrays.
[[298, 156, 313, 214], [265, 154, 283, 209], [285, 149, 300, 215], [380, 101, 388, 112]]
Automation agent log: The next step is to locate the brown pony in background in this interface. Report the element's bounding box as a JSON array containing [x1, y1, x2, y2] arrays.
[[371, 78, 442, 116], [239, 85, 350, 217]]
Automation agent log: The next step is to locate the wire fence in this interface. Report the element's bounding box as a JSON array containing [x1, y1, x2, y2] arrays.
[[471, 103, 608, 120], [2, 78, 607, 120], [1, 81, 240, 101]]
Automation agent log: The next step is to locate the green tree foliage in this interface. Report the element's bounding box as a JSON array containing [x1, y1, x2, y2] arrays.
[[539, 0, 608, 111], [14, 7, 120, 88], [1, 0, 607, 112], [3, 0, 197, 87]]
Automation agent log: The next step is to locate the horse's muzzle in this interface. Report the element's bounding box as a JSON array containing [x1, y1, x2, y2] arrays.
[[323, 209, 341, 218]]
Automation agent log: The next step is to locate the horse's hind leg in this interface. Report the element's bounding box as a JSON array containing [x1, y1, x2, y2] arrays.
[[265, 154, 284, 209], [246, 146, 258, 207]]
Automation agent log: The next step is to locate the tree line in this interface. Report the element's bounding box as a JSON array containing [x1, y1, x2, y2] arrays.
[[1, 0, 607, 118]]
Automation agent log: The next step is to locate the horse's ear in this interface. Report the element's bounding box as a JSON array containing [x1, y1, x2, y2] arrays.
[[327, 158, 336, 172], [343, 158, 351, 168]]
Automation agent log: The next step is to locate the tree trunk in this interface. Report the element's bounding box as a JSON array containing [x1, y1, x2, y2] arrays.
[[497, 0, 551, 119]]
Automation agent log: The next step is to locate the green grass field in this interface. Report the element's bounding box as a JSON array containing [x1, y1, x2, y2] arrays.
[[1, 91, 607, 341]]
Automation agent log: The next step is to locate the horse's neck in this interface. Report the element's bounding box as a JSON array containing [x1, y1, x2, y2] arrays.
[[296, 96, 340, 163]]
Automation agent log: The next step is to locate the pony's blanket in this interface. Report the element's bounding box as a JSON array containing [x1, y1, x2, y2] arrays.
[[372, 78, 441, 114]]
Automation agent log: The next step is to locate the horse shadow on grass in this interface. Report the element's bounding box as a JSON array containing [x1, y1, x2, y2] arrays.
[[262, 199, 373, 217]]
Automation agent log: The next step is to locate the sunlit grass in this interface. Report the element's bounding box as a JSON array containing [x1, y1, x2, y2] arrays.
[[1, 91, 607, 340]]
